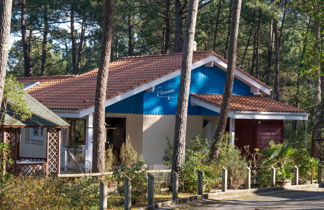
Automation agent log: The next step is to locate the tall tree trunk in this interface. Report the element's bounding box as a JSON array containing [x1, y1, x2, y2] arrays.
[[41, 2, 48, 76], [250, 30, 257, 75], [212, 0, 223, 51], [240, 11, 255, 68], [273, 0, 288, 101], [223, 0, 233, 58], [127, 15, 134, 56], [77, 17, 87, 72], [92, 0, 114, 173], [0, 0, 13, 108], [255, 9, 261, 79], [70, 4, 77, 74], [313, 18, 322, 126], [21, 0, 32, 77], [264, 20, 274, 85], [172, 0, 199, 173], [211, 0, 242, 159], [174, 0, 183, 53], [163, 0, 171, 53]]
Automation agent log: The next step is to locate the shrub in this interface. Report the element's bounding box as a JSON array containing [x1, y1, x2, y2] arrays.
[[115, 138, 147, 204], [0, 176, 99, 209], [212, 136, 248, 189], [179, 136, 219, 192], [257, 141, 318, 186]]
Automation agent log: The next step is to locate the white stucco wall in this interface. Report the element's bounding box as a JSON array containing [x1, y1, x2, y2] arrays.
[[19, 128, 47, 158], [142, 115, 207, 169]]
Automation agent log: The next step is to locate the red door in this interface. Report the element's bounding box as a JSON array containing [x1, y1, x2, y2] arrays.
[[235, 119, 257, 153]]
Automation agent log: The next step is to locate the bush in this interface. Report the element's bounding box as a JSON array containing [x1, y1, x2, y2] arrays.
[[212, 137, 248, 189], [115, 138, 147, 204], [257, 141, 318, 187], [179, 136, 219, 193], [0, 176, 99, 209]]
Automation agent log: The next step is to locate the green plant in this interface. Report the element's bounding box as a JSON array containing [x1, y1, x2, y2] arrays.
[[212, 136, 248, 189], [179, 136, 219, 192], [1, 75, 32, 124], [105, 145, 114, 171], [0, 142, 13, 178], [115, 138, 147, 204], [0, 176, 99, 209]]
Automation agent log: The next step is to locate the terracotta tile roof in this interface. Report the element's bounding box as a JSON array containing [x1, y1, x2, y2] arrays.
[[191, 94, 308, 113], [16, 51, 270, 111]]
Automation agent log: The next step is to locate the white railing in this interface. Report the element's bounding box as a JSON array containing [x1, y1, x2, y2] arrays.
[[61, 147, 87, 173]]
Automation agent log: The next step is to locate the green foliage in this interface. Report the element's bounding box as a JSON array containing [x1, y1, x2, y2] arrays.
[[0, 143, 13, 178], [257, 141, 318, 186], [105, 145, 114, 172], [179, 136, 219, 193], [120, 137, 139, 167], [212, 137, 248, 189], [1, 76, 31, 123], [0, 177, 99, 209], [162, 137, 173, 167], [115, 139, 147, 204]]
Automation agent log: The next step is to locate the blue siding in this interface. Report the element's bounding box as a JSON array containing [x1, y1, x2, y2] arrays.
[[106, 65, 252, 115]]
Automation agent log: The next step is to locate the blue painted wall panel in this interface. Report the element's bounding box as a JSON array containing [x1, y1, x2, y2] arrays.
[[106, 66, 252, 115]]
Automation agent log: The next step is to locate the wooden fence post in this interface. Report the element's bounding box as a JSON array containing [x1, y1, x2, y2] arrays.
[[271, 167, 276, 187], [246, 167, 251, 189], [172, 171, 178, 200], [147, 173, 154, 209], [124, 177, 131, 210], [197, 171, 203, 195], [99, 181, 108, 210], [222, 168, 228, 192], [294, 166, 299, 185]]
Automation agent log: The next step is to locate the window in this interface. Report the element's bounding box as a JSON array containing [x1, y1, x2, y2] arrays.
[[64, 118, 86, 147], [28, 128, 45, 144]]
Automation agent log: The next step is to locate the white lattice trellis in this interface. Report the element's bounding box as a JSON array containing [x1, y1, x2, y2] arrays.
[[47, 128, 60, 174]]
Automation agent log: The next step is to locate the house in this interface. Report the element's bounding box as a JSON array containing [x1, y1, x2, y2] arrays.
[[0, 92, 69, 176], [17, 51, 309, 171]]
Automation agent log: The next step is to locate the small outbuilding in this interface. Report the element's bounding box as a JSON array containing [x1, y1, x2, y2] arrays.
[[0, 92, 69, 176]]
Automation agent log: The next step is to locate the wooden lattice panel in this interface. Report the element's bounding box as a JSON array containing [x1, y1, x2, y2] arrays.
[[47, 128, 60, 174], [16, 163, 46, 177], [3, 128, 20, 174]]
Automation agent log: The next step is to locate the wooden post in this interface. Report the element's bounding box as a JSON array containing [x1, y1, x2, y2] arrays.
[[99, 181, 108, 210], [147, 173, 154, 208], [172, 171, 178, 200], [271, 167, 276, 187], [222, 168, 228, 192], [197, 170, 203, 195], [246, 167, 251, 189], [311, 167, 314, 184], [294, 166, 299, 185], [124, 177, 131, 210], [319, 164, 323, 185]]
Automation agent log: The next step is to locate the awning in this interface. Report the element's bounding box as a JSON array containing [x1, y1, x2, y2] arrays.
[[191, 94, 309, 120]]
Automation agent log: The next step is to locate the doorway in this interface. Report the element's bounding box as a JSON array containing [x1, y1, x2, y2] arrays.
[[105, 117, 126, 160]]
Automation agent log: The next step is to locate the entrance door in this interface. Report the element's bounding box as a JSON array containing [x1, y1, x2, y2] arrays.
[[235, 119, 256, 153], [105, 118, 126, 160]]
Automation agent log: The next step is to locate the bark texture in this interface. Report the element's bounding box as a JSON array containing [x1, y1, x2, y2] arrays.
[[211, 0, 242, 159], [21, 0, 32, 77], [0, 0, 13, 107], [174, 0, 183, 53], [172, 0, 199, 173], [92, 0, 114, 173], [163, 0, 171, 53], [70, 4, 77, 74], [41, 2, 48, 76], [313, 19, 322, 126]]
